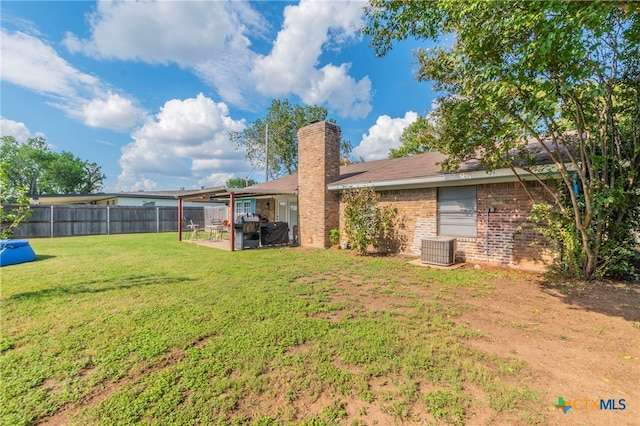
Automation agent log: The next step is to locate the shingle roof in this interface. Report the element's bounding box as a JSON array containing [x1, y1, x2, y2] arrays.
[[32, 189, 212, 204], [118, 189, 208, 198], [236, 173, 299, 194], [243, 152, 477, 193], [242, 139, 568, 194], [331, 152, 483, 186]]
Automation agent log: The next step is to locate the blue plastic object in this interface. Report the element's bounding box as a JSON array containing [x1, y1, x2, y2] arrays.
[[0, 239, 37, 266]]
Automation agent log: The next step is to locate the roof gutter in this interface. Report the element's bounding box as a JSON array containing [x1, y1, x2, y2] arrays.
[[227, 187, 297, 195], [327, 164, 573, 192]]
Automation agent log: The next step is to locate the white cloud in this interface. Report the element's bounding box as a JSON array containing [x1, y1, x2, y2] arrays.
[[1, 30, 97, 97], [0, 117, 39, 142], [116, 93, 250, 191], [353, 112, 419, 161], [193, 52, 259, 110], [116, 173, 158, 192], [303, 63, 372, 119], [197, 172, 235, 189], [64, 1, 262, 66], [1, 29, 145, 132], [61, 0, 373, 118], [64, 0, 263, 110], [73, 93, 145, 131], [252, 0, 371, 118]]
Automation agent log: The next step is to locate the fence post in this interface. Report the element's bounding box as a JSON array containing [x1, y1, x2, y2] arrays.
[[50, 205, 54, 238], [156, 207, 160, 233], [107, 205, 110, 235]]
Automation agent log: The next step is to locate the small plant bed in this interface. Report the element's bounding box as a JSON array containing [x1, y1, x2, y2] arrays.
[[1, 234, 638, 425]]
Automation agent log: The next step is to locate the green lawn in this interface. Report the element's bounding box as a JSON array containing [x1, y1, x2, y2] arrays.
[[1, 234, 543, 425]]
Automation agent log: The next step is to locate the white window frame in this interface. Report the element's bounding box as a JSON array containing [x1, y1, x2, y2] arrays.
[[234, 199, 253, 221]]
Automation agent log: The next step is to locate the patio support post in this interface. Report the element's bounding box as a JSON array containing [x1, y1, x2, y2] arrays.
[[229, 192, 235, 251], [178, 198, 183, 241]]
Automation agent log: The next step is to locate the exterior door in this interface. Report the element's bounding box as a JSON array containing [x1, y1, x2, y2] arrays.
[[275, 197, 298, 240], [278, 200, 288, 223], [288, 201, 298, 243]]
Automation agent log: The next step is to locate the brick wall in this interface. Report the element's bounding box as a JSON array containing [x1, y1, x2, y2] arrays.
[[378, 188, 437, 254], [339, 182, 553, 270], [254, 198, 273, 221], [294, 119, 551, 268], [298, 121, 341, 248]]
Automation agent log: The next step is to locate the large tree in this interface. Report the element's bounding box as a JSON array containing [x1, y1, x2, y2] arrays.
[[225, 177, 257, 188], [0, 136, 106, 195], [230, 99, 353, 180], [389, 115, 437, 158], [365, 1, 640, 279], [0, 161, 31, 239]]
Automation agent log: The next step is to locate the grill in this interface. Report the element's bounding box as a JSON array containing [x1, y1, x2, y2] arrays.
[[234, 216, 261, 250], [421, 237, 456, 266], [260, 222, 289, 247]]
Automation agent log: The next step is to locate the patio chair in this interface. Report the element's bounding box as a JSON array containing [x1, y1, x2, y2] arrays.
[[181, 217, 190, 240], [207, 219, 222, 241], [207, 219, 230, 241], [186, 219, 203, 240]]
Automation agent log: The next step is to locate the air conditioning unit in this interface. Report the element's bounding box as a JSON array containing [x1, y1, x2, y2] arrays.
[[421, 237, 456, 266]]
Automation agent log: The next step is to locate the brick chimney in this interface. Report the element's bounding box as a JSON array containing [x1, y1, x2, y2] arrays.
[[298, 121, 341, 248]]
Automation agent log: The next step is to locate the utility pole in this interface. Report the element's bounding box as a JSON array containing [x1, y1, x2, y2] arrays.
[[265, 123, 269, 182]]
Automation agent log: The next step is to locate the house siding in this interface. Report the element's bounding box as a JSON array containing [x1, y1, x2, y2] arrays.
[[340, 182, 553, 271], [294, 120, 553, 271]]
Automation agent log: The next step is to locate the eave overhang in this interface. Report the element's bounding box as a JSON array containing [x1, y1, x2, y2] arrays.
[[327, 164, 572, 192]]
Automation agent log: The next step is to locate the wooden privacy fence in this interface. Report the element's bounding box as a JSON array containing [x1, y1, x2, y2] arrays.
[[3, 205, 207, 238]]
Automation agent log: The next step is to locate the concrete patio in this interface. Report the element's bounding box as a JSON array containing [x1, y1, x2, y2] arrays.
[[182, 236, 231, 251]]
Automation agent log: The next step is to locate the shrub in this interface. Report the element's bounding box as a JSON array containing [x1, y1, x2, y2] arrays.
[[0, 162, 31, 239], [329, 228, 340, 246], [342, 186, 396, 255]]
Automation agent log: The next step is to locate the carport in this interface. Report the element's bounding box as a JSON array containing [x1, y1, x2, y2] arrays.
[[175, 179, 298, 251]]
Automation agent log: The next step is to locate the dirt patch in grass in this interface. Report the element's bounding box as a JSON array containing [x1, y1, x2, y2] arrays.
[[39, 347, 187, 426], [310, 263, 639, 425], [446, 267, 639, 426]]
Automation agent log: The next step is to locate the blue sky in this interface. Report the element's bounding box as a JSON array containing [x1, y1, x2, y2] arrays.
[[1, 0, 438, 192]]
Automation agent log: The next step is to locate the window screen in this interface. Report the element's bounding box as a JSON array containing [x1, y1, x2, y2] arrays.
[[438, 186, 477, 238], [234, 199, 254, 221]]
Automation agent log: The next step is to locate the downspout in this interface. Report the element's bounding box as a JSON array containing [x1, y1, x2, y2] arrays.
[[178, 198, 183, 241], [486, 207, 495, 261], [229, 192, 235, 251], [486, 209, 490, 261]]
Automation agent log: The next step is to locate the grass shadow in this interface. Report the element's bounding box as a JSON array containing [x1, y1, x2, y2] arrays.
[[538, 276, 640, 322], [6, 274, 191, 302], [0, 255, 55, 268], [34, 254, 56, 262]]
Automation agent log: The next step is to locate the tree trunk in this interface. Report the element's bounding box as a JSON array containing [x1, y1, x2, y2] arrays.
[[582, 239, 597, 280]]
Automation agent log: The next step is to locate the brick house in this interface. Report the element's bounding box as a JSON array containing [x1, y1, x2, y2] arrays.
[[182, 121, 556, 270]]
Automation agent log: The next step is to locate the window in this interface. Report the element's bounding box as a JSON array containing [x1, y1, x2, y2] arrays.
[[438, 186, 477, 238], [234, 199, 254, 221]]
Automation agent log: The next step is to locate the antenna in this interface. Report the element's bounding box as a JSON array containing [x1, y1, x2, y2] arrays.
[[265, 123, 269, 182]]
